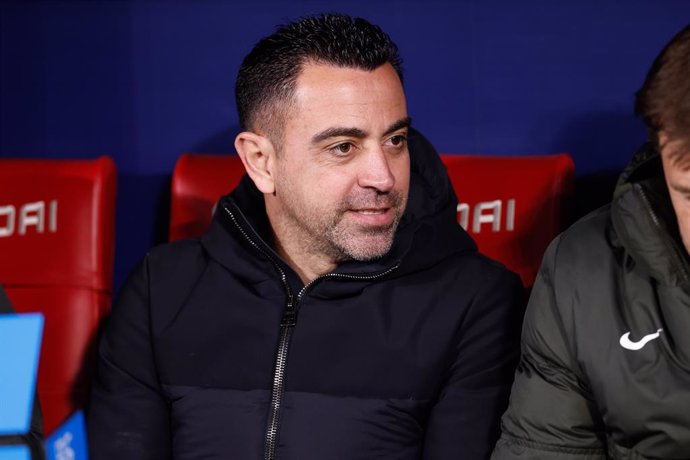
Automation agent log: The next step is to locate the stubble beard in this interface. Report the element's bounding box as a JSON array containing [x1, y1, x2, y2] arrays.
[[317, 190, 407, 263], [284, 189, 407, 265]]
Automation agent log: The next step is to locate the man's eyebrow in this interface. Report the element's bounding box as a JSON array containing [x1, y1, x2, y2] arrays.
[[311, 127, 368, 144], [310, 117, 412, 145], [670, 182, 690, 195], [383, 117, 412, 136]]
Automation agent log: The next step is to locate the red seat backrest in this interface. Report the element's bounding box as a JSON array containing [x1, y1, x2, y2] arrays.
[[169, 154, 246, 242], [0, 156, 117, 434], [169, 153, 574, 288], [441, 154, 574, 288]]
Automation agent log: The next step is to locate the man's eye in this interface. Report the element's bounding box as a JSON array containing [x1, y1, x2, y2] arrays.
[[387, 134, 407, 148], [331, 142, 354, 155], [390, 135, 406, 146]]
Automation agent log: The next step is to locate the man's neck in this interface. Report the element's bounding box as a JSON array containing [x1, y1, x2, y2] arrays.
[[271, 231, 337, 284]]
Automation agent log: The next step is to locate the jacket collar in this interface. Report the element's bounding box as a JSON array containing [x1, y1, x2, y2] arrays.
[[611, 142, 690, 287]]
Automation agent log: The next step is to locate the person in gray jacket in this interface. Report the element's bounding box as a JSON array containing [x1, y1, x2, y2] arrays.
[[492, 24, 690, 459]]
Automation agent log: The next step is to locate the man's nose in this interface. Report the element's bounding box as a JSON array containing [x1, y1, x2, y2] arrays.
[[357, 147, 395, 192]]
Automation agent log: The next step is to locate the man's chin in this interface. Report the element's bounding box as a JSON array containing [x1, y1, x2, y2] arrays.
[[338, 234, 396, 262]]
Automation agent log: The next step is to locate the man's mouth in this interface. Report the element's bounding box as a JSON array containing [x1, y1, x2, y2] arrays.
[[355, 208, 387, 215], [347, 207, 396, 227]]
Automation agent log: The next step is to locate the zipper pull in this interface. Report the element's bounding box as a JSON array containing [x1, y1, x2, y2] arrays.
[[281, 295, 297, 327]]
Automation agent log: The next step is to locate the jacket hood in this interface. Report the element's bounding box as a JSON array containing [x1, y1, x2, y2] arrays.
[[390, 127, 477, 275], [611, 142, 690, 287], [201, 128, 476, 292]]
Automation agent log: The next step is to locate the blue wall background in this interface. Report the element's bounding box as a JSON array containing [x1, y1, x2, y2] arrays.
[[1, 0, 689, 292]]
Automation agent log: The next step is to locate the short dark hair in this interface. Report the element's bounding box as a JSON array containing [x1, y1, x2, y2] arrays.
[[235, 13, 403, 140], [635, 25, 690, 152]]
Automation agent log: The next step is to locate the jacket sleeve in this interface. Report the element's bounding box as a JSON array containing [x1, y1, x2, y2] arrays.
[[87, 257, 172, 460], [491, 238, 607, 459], [423, 266, 525, 460]]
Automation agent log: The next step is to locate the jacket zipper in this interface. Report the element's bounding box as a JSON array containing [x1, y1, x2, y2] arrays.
[[223, 205, 400, 460], [636, 186, 690, 284], [264, 294, 295, 460], [263, 266, 400, 459], [221, 206, 293, 459]]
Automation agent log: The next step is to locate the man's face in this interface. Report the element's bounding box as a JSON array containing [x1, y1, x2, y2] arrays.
[[267, 62, 410, 266], [660, 137, 690, 255]]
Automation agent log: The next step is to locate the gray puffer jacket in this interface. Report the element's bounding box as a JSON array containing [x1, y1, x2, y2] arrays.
[[492, 143, 690, 459]]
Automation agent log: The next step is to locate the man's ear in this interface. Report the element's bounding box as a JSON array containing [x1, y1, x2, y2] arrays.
[[658, 130, 669, 149], [235, 131, 276, 194]]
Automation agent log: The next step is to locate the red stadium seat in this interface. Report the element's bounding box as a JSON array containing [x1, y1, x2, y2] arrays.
[[0, 156, 117, 434], [169, 154, 247, 242], [169, 153, 574, 288], [441, 154, 574, 288]]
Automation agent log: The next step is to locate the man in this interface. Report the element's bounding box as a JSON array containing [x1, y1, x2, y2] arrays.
[[88, 14, 523, 459], [492, 25, 690, 459]]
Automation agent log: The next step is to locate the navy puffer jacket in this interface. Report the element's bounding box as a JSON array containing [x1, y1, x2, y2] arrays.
[[88, 130, 523, 459]]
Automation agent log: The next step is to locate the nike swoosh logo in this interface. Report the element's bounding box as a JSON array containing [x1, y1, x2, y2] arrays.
[[619, 329, 663, 351]]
